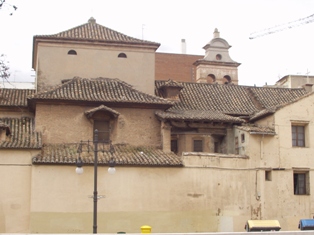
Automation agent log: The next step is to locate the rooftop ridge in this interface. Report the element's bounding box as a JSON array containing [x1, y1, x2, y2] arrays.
[[28, 77, 174, 106], [34, 18, 160, 47]]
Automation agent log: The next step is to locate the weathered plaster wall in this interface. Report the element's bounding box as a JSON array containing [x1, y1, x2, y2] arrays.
[[36, 43, 156, 95], [28, 152, 309, 232], [30, 164, 255, 233], [275, 95, 314, 167], [0, 149, 39, 233], [255, 115, 275, 128]]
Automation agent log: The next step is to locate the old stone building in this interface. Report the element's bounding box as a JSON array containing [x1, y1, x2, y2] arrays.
[[1, 18, 314, 233]]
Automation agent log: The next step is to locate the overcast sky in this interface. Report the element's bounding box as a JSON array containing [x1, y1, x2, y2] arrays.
[[1, 0, 314, 87]]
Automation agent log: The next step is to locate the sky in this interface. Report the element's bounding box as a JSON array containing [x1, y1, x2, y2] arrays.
[[1, 0, 314, 87]]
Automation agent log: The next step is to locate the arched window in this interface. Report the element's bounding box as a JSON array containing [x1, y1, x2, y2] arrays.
[[118, 53, 127, 58], [207, 74, 216, 84], [68, 50, 77, 55], [223, 75, 232, 84]]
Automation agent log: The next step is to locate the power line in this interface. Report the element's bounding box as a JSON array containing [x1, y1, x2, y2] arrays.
[[249, 13, 314, 39]]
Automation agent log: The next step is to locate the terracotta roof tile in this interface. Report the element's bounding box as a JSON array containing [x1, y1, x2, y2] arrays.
[[0, 88, 35, 107], [249, 87, 307, 109], [0, 117, 42, 149], [34, 17, 160, 49], [32, 143, 183, 167], [250, 108, 276, 121], [156, 81, 259, 115], [28, 77, 174, 108], [155, 81, 307, 116], [156, 110, 244, 123]]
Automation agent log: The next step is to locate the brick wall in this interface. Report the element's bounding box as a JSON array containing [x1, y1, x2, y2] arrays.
[[155, 52, 203, 82]]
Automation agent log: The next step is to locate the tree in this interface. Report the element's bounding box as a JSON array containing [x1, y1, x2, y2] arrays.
[[0, 0, 17, 84], [0, 0, 17, 15], [0, 54, 10, 82]]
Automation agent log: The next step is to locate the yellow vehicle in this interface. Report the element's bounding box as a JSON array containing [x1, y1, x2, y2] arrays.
[[245, 220, 281, 232]]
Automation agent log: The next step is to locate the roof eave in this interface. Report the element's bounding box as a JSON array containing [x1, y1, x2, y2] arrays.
[[193, 59, 241, 67], [27, 98, 173, 110], [155, 116, 244, 124], [33, 36, 161, 51]]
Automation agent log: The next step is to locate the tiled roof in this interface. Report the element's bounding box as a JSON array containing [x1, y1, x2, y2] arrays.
[[250, 108, 276, 121], [155, 81, 307, 116], [34, 17, 160, 49], [0, 117, 42, 149], [28, 77, 174, 108], [249, 86, 307, 109], [155, 110, 244, 123], [0, 88, 35, 107], [32, 143, 183, 167], [236, 124, 276, 135]]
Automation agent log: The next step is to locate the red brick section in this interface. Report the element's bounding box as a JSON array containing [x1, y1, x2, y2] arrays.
[[155, 52, 203, 82]]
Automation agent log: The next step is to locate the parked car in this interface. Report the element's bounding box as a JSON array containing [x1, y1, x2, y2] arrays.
[[299, 219, 314, 230], [245, 220, 281, 232]]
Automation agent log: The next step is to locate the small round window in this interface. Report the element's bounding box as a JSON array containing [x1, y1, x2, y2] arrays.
[[216, 54, 222, 60]]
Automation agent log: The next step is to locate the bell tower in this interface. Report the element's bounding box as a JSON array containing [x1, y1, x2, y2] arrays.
[[194, 28, 241, 85]]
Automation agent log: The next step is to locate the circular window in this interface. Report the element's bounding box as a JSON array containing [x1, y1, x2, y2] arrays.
[[216, 54, 222, 60]]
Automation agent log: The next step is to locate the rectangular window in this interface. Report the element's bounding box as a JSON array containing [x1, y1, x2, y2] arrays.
[[193, 139, 203, 152], [241, 133, 245, 143], [265, 171, 272, 181], [292, 125, 305, 147], [171, 139, 178, 154], [294, 171, 310, 195], [94, 120, 110, 143]]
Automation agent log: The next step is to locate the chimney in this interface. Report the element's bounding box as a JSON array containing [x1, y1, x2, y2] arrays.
[[181, 39, 186, 54]]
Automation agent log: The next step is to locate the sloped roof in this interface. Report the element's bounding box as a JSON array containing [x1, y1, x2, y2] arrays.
[[249, 90, 314, 121], [0, 117, 42, 149], [28, 77, 174, 108], [0, 88, 35, 107], [155, 81, 307, 116], [33, 17, 160, 49], [250, 108, 276, 121], [32, 143, 183, 167], [155, 110, 244, 123], [249, 86, 307, 108]]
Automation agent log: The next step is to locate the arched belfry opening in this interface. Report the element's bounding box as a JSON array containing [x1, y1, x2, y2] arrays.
[[207, 74, 216, 84], [223, 75, 232, 84]]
